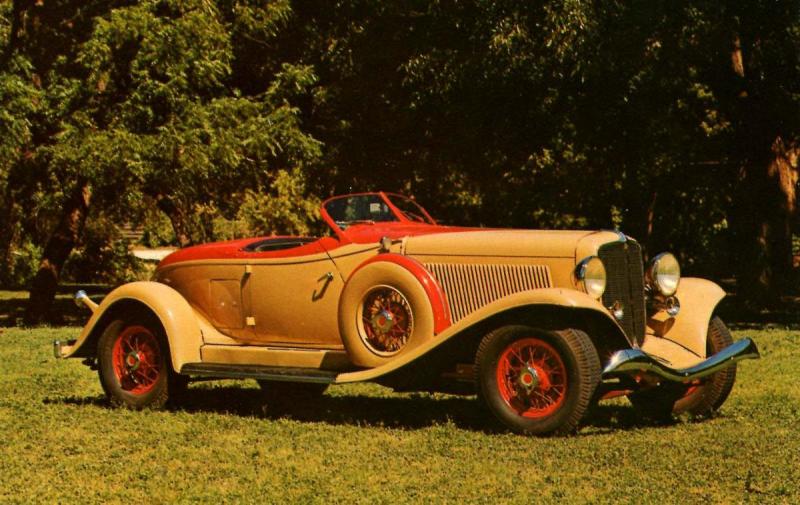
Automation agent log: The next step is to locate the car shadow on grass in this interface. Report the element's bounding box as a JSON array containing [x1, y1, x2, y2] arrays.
[[46, 387, 489, 431], [581, 403, 673, 433], [187, 386, 493, 431], [46, 385, 693, 435], [47, 395, 110, 408]]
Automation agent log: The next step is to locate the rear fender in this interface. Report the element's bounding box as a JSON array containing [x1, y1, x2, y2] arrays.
[[62, 281, 203, 372], [335, 288, 626, 384], [646, 277, 726, 358]]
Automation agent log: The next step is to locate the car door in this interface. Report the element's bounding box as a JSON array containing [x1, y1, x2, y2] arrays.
[[243, 238, 344, 348]]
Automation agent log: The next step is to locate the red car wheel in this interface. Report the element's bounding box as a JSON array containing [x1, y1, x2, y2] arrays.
[[629, 316, 737, 419], [339, 260, 435, 368], [476, 326, 600, 435], [111, 326, 162, 395], [495, 338, 568, 419], [359, 286, 414, 356], [98, 317, 183, 409]]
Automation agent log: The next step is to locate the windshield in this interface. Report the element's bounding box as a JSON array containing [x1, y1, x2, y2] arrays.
[[386, 193, 434, 224], [324, 194, 398, 229], [322, 193, 435, 231]]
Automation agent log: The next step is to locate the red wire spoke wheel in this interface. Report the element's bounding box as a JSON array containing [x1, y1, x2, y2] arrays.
[[475, 326, 600, 436], [111, 325, 162, 395], [359, 286, 414, 356], [495, 338, 568, 419], [97, 316, 182, 410]]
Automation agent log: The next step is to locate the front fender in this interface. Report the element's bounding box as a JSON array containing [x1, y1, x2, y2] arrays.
[[61, 281, 203, 372], [646, 277, 725, 358], [335, 288, 622, 384]]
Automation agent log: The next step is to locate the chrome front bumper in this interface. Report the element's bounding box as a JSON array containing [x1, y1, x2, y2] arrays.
[[602, 338, 760, 382]]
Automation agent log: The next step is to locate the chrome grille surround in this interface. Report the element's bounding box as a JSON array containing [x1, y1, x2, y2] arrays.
[[425, 263, 552, 322], [597, 240, 646, 345]]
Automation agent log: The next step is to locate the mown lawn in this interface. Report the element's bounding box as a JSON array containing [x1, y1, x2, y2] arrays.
[[0, 324, 797, 504]]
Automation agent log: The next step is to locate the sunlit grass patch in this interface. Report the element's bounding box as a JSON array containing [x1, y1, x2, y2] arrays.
[[0, 327, 797, 503]]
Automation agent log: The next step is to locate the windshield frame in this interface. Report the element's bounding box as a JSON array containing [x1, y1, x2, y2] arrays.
[[321, 192, 437, 240]]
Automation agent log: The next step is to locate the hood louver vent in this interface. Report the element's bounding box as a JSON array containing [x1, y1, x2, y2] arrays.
[[425, 263, 552, 322]]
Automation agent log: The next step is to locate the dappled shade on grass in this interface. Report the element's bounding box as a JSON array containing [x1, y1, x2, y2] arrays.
[[1, 326, 798, 502]]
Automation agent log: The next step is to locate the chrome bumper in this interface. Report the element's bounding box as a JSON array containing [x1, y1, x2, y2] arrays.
[[602, 338, 760, 382]]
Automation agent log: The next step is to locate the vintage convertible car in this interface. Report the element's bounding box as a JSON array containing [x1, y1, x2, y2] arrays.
[[55, 192, 759, 435]]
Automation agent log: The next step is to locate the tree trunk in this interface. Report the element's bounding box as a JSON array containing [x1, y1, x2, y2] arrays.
[[735, 140, 798, 305], [24, 181, 92, 325], [3, 0, 28, 63], [0, 190, 22, 286], [155, 195, 193, 248], [728, 35, 800, 306]]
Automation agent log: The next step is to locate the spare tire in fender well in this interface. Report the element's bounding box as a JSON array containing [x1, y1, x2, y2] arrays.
[[338, 255, 450, 368]]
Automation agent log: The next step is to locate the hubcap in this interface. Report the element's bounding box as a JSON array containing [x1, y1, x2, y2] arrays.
[[496, 337, 568, 419], [371, 310, 395, 334], [125, 351, 143, 370], [517, 366, 540, 392]]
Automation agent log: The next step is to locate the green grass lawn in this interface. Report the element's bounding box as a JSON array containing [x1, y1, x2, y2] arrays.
[[0, 323, 798, 503]]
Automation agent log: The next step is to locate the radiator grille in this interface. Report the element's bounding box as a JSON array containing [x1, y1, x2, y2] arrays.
[[597, 240, 646, 344], [425, 263, 552, 322]]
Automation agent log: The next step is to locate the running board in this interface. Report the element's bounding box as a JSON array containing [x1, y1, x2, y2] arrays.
[[602, 337, 759, 382], [180, 363, 339, 384]]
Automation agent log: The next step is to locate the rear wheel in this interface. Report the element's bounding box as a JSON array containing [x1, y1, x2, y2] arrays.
[[475, 326, 600, 436], [629, 316, 737, 419], [97, 317, 185, 409]]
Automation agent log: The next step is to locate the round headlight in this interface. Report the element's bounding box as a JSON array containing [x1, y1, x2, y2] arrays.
[[647, 252, 681, 296], [575, 256, 606, 299]]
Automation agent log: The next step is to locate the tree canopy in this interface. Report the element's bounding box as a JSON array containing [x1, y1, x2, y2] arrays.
[[1, 0, 799, 322]]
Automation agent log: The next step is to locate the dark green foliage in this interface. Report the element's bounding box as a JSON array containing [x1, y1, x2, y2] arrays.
[[0, 0, 322, 316], [61, 215, 143, 285], [1, 1, 799, 317], [282, 1, 799, 288]]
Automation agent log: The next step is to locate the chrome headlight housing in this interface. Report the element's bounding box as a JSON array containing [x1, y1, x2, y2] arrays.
[[646, 252, 681, 296], [575, 256, 606, 299]]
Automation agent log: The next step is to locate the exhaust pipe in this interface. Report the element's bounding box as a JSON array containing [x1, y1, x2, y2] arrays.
[[74, 290, 99, 313]]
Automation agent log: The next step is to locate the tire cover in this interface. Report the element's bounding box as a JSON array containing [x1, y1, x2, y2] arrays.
[[339, 261, 435, 368]]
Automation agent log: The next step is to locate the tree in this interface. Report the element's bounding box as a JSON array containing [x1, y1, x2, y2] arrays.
[[284, 1, 799, 301], [0, 0, 321, 323], [3, 0, 799, 321]]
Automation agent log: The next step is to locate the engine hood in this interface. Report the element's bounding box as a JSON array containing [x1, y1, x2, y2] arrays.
[[403, 229, 625, 261]]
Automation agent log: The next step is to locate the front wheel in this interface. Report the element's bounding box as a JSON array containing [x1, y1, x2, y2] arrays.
[[629, 316, 737, 420], [475, 326, 601, 436], [97, 317, 185, 409], [673, 316, 737, 415]]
